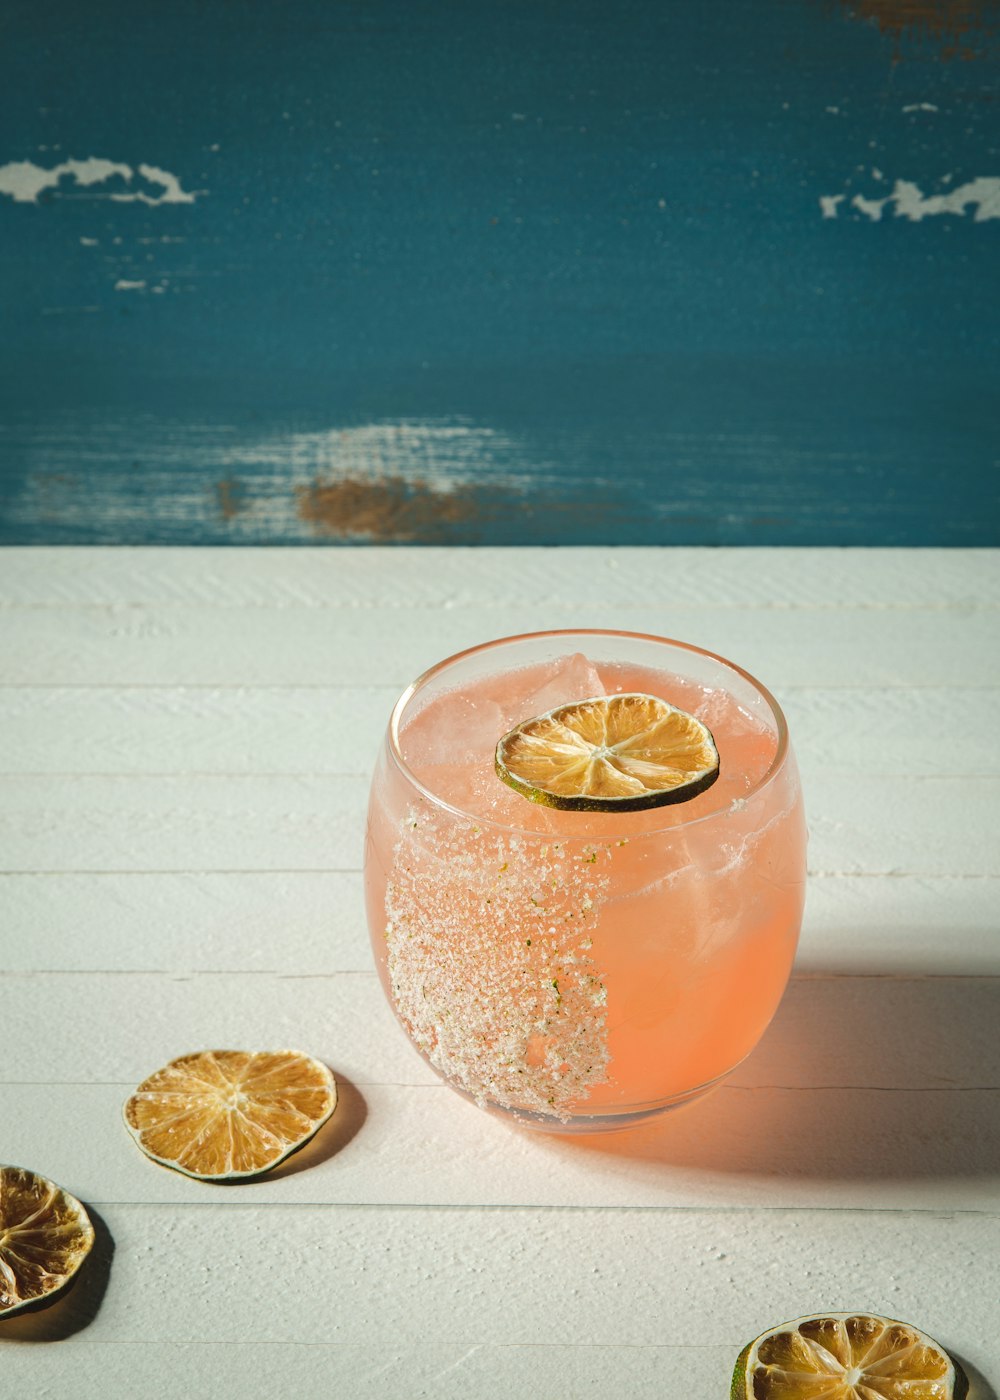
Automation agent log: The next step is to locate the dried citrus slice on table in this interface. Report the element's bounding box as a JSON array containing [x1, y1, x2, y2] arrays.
[[496, 692, 720, 811], [732, 1312, 968, 1399], [123, 1049, 337, 1181], [0, 1165, 95, 1317]]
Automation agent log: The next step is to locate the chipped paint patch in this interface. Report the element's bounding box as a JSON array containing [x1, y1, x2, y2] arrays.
[[821, 176, 1000, 220], [0, 157, 198, 205], [852, 193, 888, 220]]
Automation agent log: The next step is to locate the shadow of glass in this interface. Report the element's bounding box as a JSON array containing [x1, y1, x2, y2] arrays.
[[566, 974, 1000, 1181], [263, 1071, 367, 1182], [0, 1204, 114, 1343]]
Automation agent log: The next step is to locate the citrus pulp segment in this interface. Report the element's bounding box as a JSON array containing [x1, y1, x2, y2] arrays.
[[495, 692, 720, 811], [123, 1049, 337, 1181], [0, 1165, 95, 1316], [732, 1312, 968, 1400]]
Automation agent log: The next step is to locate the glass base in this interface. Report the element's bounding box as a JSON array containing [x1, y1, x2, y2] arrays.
[[457, 1067, 734, 1135]]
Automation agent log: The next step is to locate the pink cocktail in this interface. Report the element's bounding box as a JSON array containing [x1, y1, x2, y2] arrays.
[[365, 631, 806, 1132]]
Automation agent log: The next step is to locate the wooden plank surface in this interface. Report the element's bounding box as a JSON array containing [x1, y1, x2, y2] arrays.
[[1, 684, 998, 777], [4, 869, 998, 974], [2, 772, 997, 874], [0, 547, 997, 1400], [1, 3, 999, 546], [3, 547, 998, 608], [3, 605, 998, 688]]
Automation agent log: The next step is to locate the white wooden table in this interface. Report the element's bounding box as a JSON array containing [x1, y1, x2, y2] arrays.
[[1, 547, 997, 1400]]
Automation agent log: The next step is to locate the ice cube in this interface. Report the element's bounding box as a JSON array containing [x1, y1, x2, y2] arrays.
[[510, 652, 605, 724], [692, 686, 733, 731], [403, 692, 505, 769]]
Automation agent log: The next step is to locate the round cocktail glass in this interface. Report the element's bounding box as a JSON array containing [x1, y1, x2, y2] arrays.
[[364, 631, 806, 1133]]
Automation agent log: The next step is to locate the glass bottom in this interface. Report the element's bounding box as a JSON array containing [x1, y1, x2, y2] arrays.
[[453, 1065, 735, 1135]]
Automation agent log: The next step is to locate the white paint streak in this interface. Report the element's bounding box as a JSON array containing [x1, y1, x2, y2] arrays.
[[214, 421, 531, 497], [851, 193, 888, 221], [821, 176, 1000, 222], [110, 163, 196, 206], [892, 177, 1000, 222], [0, 156, 199, 206]]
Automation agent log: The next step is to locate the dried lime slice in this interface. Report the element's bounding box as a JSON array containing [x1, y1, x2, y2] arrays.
[[123, 1049, 337, 1182], [495, 692, 720, 811], [0, 1165, 95, 1317], [732, 1312, 968, 1399]]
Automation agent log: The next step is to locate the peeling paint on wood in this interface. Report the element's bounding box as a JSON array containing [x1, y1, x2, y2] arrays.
[[0, 157, 198, 206], [0, 0, 997, 545], [820, 173, 1000, 219]]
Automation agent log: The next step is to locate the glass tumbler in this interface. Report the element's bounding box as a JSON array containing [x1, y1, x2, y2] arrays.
[[364, 630, 806, 1133]]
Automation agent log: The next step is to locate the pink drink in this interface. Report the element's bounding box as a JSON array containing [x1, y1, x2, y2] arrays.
[[365, 632, 806, 1131]]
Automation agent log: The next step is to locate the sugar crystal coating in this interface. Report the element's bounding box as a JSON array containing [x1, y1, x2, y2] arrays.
[[385, 807, 612, 1118]]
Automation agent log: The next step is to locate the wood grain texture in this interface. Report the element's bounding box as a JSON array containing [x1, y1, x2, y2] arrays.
[[4, 973, 998, 1093], [2, 547, 999, 607], [1, 685, 998, 777], [1, 3, 998, 545], [1, 1207, 995, 1379], [1, 772, 997, 874], [3, 1078, 998, 1213], [4, 870, 998, 974], [2, 605, 999, 688]]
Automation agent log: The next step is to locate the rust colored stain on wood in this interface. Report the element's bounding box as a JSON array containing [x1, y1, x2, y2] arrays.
[[839, 0, 995, 57], [294, 476, 634, 542], [216, 477, 244, 520], [296, 476, 484, 541]]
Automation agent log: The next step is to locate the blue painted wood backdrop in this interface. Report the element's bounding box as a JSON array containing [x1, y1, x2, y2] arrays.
[[1, 0, 998, 545]]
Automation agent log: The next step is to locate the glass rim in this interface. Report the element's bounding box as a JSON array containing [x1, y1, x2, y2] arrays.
[[387, 628, 790, 836]]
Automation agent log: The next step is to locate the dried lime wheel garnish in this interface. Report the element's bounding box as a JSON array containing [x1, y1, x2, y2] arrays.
[[0, 1165, 95, 1316], [732, 1312, 968, 1399], [123, 1049, 337, 1181], [496, 692, 719, 811]]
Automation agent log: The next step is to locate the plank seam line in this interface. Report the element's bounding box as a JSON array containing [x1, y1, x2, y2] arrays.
[[3, 1080, 998, 1092], [3, 601, 998, 612], [2, 869, 996, 881], [3, 869, 996, 879], [3, 971, 997, 982], [1, 683, 999, 693], [5, 771, 1000, 781], [59, 1202, 1000, 1217], [0, 1340, 757, 1350]]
